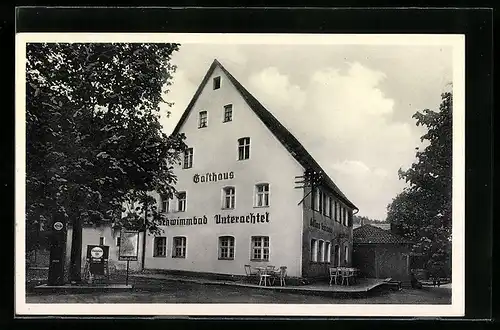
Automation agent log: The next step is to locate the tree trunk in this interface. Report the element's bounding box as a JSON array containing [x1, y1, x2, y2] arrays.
[[69, 215, 83, 283]]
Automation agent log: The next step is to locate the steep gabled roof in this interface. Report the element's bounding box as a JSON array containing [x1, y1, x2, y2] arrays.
[[172, 59, 357, 210], [353, 224, 413, 245]]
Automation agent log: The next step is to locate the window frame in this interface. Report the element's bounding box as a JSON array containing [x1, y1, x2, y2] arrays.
[[183, 148, 193, 169], [172, 236, 187, 258], [310, 238, 318, 262], [213, 76, 221, 90], [325, 241, 331, 263], [318, 239, 325, 262], [153, 236, 167, 257], [344, 245, 349, 265], [250, 236, 270, 261], [218, 236, 235, 260], [223, 104, 233, 122], [237, 137, 251, 160], [255, 183, 270, 208], [160, 195, 170, 213], [198, 111, 208, 128], [177, 191, 187, 212], [222, 186, 236, 209]]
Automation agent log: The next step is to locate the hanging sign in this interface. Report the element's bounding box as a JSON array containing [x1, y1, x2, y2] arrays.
[[119, 231, 139, 261], [53, 221, 64, 231]]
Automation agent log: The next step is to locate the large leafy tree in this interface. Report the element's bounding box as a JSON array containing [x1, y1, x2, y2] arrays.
[[387, 92, 452, 276], [26, 43, 186, 281]]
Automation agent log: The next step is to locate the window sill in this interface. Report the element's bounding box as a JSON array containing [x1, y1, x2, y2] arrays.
[[198, 126, 207, 129], [237, 158, 250, 161], [218, 257, 235, 261], [250, 259, 270, 262], [223, 120, 232, 123], [153, 255, 167, 258], [253, 205, 269, 209], [172, 256, 186, 259], [221, 207, 235, 211]]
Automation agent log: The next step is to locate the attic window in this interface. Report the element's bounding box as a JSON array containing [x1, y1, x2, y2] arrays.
[[213, 76, 221, 90]]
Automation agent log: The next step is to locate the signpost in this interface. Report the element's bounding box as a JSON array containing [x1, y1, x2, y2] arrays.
[[118, 231, 139, 286], [47, 218, 66, 286]]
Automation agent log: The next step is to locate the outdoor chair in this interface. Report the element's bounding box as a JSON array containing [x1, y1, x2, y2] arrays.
[[341, 268, 355, 286], [244, 264, 259, 282], [329, 267, 340, 286], [273, 266, 287, 286]]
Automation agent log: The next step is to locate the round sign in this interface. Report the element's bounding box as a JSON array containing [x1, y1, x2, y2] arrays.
[[53, 221, 63, 231], [91, 247, 104, 258]]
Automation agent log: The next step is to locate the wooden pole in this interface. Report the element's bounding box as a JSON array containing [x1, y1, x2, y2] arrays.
[[126, 260, 130, 286]]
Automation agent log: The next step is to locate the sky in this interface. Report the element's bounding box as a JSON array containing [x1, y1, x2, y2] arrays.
[[158, 42, 453, 221]]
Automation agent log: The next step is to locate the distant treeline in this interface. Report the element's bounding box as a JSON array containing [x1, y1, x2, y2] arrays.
[[352, 215, 386, 225]]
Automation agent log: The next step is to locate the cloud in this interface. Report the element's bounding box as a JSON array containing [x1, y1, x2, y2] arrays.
[[247, 62, 421, 219], [159, 68, 197, 134]]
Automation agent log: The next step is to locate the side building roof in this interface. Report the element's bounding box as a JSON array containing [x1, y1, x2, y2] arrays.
[[353, 224, 414, 245], [172, 59, 357, 211]]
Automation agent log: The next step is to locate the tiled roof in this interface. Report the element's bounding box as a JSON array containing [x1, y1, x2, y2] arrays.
[[353, 224, 413, 245], [172, 59, 357, 210]]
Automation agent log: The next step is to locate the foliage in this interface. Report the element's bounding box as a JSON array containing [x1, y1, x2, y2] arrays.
[[26, 43, 186, 242], [387, 92, 452, 275], [352, 215, 386, 225]]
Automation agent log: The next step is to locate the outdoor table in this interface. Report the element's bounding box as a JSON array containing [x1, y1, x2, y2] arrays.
[[255, 266, 274, 286]]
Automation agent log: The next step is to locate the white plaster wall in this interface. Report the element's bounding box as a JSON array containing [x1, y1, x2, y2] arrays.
[[144, 66, 306, 277]]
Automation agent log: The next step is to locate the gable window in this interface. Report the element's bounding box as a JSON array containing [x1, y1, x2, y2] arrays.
[[251, 236, 269, 261], [153, 237, 167, 257], [213, 76, 221, 90], [183, 148, 193, 169], [255, 183, 270, 207], [343, 208, 348, 226], [222, 187, 235, 209], [198, 111, 208, 128], [223, 104, 233, 122], [99, 237, 105, 245], [172, 236, 187, 258], [238, 137, 250, 160], [177, 192, 186, 212], [160, 195, 170, 213], [311, 239, 318, 262], [218, 236, 235, 260]]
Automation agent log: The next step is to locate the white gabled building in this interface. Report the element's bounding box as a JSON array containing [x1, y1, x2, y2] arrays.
[[68, 59, 358, 280]]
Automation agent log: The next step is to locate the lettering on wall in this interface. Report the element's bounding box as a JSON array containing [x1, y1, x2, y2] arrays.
[[158, 215, 208, 226], [215, 212, 270, 224], [310, 218, 333, 233], [193, 171, 234, 183], [157, 212, 271, 226]]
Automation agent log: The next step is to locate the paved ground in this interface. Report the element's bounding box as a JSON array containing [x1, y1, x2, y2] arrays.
[[26, 279, 452, 304]]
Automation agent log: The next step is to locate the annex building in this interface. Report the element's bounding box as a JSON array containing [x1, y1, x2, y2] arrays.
[[68, 59, 358, 279]]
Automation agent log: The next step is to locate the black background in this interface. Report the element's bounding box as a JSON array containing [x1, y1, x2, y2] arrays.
[[1, 4, 494, 327]]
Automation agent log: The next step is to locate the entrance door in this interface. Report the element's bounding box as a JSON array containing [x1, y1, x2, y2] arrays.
[[333, 245, 340, 266]]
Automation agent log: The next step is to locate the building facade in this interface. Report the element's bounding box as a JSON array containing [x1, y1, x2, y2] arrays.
[[67, 60, 358, 280]]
